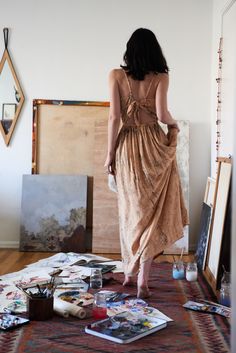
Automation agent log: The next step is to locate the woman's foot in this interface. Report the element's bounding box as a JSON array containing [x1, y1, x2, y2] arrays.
[[137, 286, 151, 299], [123, 275, 136, 287], [137, 258, 153, 297]]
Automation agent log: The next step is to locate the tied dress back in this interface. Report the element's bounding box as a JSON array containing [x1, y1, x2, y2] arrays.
[[114, 69, 189, 276]]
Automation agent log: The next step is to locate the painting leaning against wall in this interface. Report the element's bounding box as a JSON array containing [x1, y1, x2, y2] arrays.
[[19, 175, 87, 252]]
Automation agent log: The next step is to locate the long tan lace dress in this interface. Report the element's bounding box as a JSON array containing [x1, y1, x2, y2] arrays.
[[114, 69, 189, 276]]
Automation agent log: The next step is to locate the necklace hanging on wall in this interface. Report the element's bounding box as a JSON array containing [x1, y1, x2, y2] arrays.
[[215, 37, 223, 161], [0, 28, 25, 146]]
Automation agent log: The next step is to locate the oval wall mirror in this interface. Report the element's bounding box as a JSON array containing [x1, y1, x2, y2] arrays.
[[0, 28, 25, 146]]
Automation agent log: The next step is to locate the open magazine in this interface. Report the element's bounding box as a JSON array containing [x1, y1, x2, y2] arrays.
[[70, 254, 113, 266], [183, 300, 231, 318], [85, 311, 167, 344], [0, 314, 29, 331], [24, 253, 112, 269]]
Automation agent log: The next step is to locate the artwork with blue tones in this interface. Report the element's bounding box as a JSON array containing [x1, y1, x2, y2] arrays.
[[195, 202, 212, 270], [19, 175, 87, 252]]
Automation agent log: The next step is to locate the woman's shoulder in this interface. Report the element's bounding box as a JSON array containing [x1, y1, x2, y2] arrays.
[[109, 68, 124, 79], [157, 72, 169, 81]]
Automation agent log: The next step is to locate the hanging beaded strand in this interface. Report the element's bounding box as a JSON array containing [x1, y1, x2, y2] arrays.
[[216, 37, 223, 161]]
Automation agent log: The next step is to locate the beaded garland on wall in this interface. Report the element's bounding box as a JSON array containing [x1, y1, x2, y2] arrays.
[[216, 37, 223, 160]]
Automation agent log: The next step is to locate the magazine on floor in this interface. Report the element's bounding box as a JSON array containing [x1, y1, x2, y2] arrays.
[[85, 311, 167, 344], [0, 314, 29, 331], [106, 298, 173, 322], [183, 300, 231, 318]]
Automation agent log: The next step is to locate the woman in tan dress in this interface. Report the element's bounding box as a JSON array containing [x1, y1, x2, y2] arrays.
[[105, 28, 188, 298]]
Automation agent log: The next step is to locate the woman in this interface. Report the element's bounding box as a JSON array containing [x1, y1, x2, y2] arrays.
[[105, 28, 188, 298]]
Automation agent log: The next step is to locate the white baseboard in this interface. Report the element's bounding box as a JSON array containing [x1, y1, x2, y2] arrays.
[[0, 241, 19, 248]]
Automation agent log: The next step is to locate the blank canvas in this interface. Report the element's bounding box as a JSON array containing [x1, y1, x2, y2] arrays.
[[208, 162, 231, 279]]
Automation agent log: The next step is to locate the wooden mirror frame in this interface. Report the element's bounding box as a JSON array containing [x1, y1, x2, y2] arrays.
[[0, 48, 25, 146], [203, 157, 232, 293]]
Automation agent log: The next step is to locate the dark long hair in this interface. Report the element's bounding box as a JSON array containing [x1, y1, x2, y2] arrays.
[[121, 28, 169, 80]]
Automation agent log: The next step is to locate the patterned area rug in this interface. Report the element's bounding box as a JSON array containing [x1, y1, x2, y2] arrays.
[[0, 262, 230, 353]]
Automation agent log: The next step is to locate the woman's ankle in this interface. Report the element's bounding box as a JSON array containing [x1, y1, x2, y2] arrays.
[[123, 275, 136, 286], [137, 286, 151, 299]]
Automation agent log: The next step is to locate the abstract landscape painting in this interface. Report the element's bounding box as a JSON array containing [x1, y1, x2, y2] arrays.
[[20, 175, 87, 252]]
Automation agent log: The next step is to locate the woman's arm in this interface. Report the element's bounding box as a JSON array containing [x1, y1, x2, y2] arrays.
[[155, 74, 179, 130], [104, 70, 121, 174]]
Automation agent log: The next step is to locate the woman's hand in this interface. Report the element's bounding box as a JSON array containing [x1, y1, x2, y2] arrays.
[[104, 153, 115, 175], [168, 121, 180, 132]]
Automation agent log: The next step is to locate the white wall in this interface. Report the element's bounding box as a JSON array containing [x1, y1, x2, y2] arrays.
[[0, 0, 212, 249], [210, 0, 236, 175]]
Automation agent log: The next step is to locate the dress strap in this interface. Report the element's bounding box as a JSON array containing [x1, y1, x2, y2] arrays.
[[145, 74, 156, 99], [122, 69, 132, 96]]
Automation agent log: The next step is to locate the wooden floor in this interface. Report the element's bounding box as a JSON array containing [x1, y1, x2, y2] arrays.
[[0, 249, 195, 276]]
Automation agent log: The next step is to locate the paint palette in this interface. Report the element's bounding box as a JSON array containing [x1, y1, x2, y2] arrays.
[[57, 290, 94, 306]]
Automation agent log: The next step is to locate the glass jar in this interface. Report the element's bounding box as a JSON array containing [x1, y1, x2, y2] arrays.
[[90, 268, 103, 291], [186, 262, 198, 281], [220, 271, 231, 307], [221, 271, 230, 287], [172, 261, 185, 279], [220, 286, 231, 307], [92, 292, 107, 319]]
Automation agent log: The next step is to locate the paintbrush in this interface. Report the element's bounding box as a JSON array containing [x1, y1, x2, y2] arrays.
[[197, 298, 231, 310], [179, 248, 184, 263], [16, 285, 33, 299], [222, 264, 226, 274]]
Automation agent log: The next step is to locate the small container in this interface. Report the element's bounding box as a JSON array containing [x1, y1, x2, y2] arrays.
[[220, 286, 231, 307], [172, 261, 185, 279], [92, 292, 107, 320], [221, 271, 230, 287], [27, 296, 54, 321], [90, 268, 103, 290], [186, 262, 198, 282], [220, 271, 231, 307]]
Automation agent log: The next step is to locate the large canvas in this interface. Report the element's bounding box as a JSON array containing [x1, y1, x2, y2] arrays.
[[20, 175, 87, 252]]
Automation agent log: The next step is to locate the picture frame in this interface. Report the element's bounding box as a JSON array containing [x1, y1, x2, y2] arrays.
[[2, 103, 16, 120], [204, 157, 232, 292], [0, 45, 25, 145], [204, 177, 216, 207], [1, 103, 17, 135]]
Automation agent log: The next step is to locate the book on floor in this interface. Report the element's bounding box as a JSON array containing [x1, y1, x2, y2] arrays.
[[85, 311, 167, 344]]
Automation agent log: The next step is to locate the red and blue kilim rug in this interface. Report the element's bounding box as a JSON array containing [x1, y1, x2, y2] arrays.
[[0, 262, 230, 353]]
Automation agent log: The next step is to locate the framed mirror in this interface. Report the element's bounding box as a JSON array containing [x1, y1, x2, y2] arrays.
[[0, 29, 25, 146]]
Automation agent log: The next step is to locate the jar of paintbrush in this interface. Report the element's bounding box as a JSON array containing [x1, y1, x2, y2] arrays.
[[17, 277, 56, 321], [172, 248, 185, 280]]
